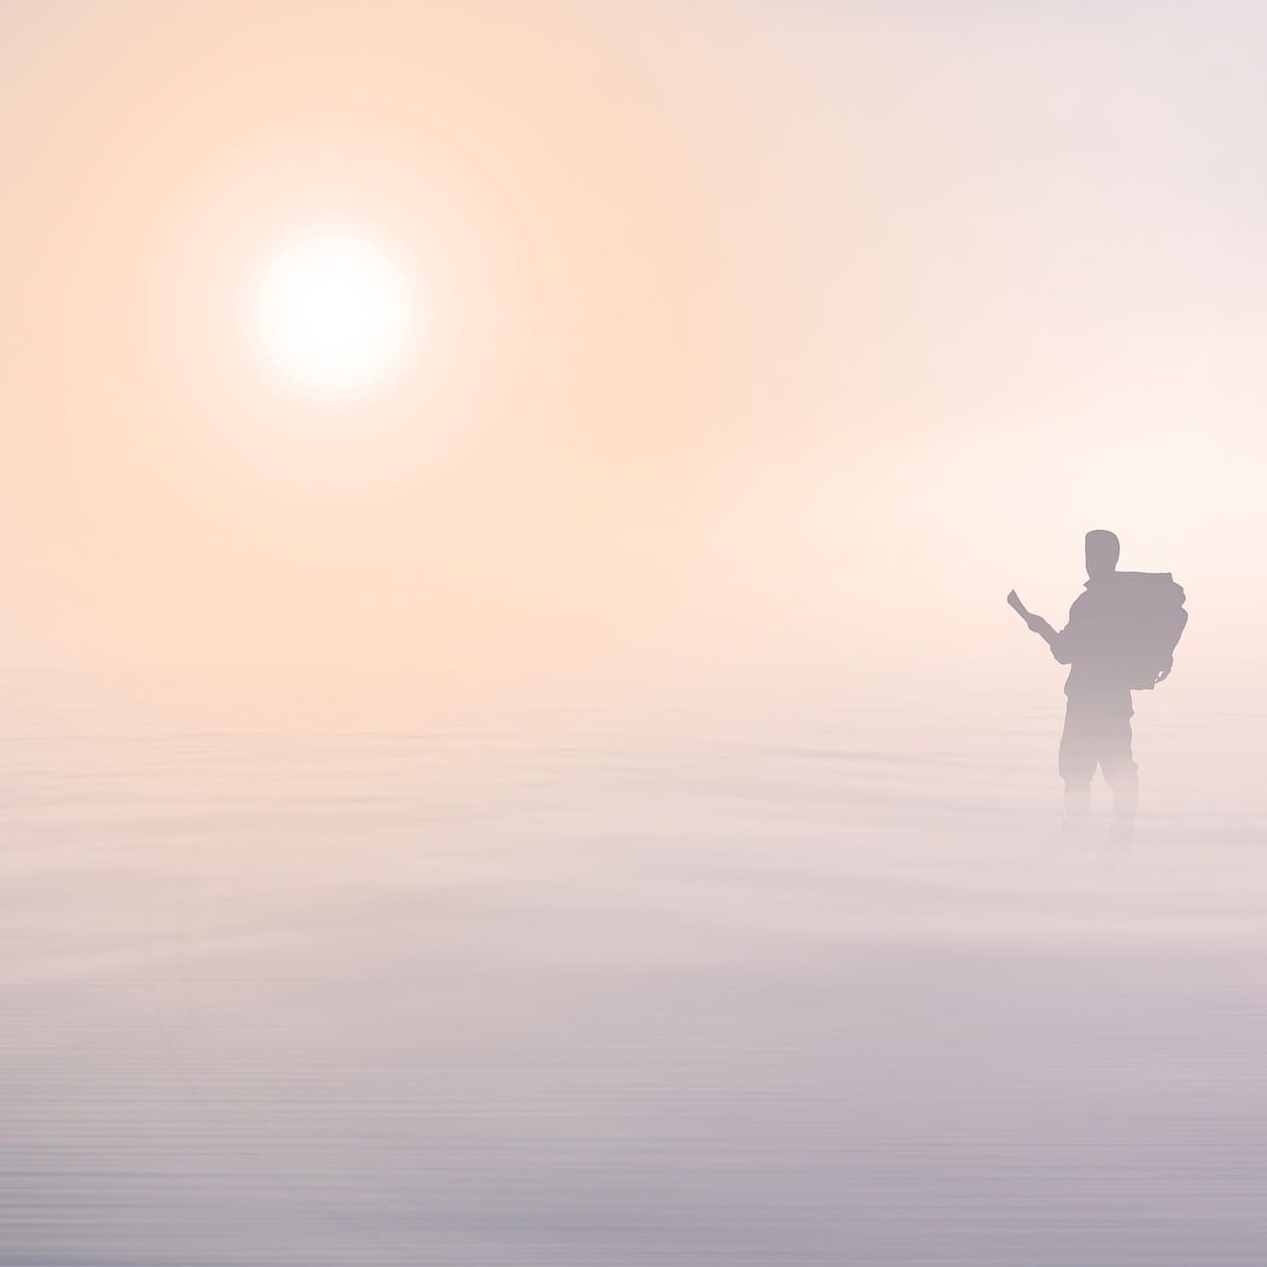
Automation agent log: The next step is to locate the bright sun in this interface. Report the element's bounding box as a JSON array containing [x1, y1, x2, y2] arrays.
[[248, 227, 421, 402]]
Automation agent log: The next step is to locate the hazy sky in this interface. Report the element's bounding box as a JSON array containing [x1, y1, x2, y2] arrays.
[[1, 0, 1263, 717]]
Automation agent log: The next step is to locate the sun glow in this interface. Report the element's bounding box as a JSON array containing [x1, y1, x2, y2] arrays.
[[248, 227, 421, 402]]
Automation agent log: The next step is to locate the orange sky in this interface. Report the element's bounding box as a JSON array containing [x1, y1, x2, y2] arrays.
[[1, 0, 1263, 718]]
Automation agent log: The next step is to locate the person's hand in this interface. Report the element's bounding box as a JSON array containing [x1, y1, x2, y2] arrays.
[[1006, 590, 1032, 622]]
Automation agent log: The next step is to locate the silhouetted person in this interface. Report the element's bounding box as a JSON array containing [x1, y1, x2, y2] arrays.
[[1008, 531, 1186, 842]]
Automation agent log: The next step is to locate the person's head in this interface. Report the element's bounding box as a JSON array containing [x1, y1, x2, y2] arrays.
[[1085, 529, 1120, 580]]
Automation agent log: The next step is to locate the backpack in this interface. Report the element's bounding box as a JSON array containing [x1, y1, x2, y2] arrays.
[[1110, 572, 1188, 689]]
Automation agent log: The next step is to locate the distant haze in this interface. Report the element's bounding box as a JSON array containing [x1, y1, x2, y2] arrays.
[[0, 0, 1259, 719]]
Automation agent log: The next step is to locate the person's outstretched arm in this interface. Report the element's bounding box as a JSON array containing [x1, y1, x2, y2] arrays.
[[1007, 590, 1059, 646], [1047, 623, 1073, 664]]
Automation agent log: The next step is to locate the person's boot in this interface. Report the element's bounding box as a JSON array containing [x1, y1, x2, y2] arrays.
[[1108, 782, 1138, 845], [1062, 783, 1091, 841]]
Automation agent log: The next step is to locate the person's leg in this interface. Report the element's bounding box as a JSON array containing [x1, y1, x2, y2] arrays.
[[1058, 700, 1095, 836], [1100, 713, 1139, 841]]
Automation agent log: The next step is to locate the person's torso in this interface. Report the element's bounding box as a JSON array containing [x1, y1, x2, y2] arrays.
[[1062, 581, 1139, 702]]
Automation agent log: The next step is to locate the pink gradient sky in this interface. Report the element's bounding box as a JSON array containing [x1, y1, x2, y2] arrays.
[[0, 0, 1260, 718]]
